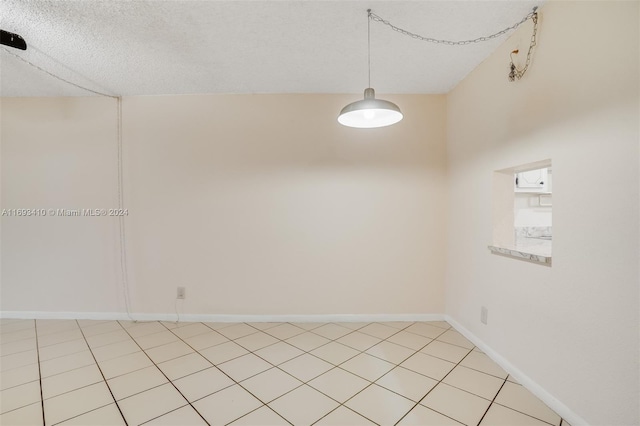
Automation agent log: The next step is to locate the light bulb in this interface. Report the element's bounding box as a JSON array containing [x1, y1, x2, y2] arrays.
[[363, 109, 375, 120]]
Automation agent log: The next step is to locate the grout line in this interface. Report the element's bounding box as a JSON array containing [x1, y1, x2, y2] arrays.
[[476, 378, 508, 425], [116, 321, 212, 426], [13, 318, 523, 426], [156, 322, 296, 425], [391, 331, 471, 426], [32, 320, 46, 426], [75, 320, 129, 426]]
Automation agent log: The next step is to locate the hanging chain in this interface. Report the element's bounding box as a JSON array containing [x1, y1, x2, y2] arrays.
[[369, 7, 537, 46], [508, 10, 538, 81]]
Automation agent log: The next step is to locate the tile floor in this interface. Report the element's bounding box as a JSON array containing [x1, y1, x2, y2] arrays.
[[0, 319, 571, 426]]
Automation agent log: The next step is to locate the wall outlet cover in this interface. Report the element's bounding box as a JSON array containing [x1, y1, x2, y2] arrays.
[[177, 287, 186, 299]]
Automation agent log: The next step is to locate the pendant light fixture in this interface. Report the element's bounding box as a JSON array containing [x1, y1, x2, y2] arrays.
[[338, 9, 403, 128]]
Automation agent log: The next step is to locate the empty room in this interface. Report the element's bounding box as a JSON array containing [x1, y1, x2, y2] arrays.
[[1, 1, 638, 425]]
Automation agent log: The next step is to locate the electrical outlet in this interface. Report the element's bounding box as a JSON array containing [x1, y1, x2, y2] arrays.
[[481, 306, 488, 325], [177, 287, 186, 299]]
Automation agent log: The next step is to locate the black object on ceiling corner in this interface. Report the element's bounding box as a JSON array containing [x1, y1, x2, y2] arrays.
[[1, 30, 27, 50]]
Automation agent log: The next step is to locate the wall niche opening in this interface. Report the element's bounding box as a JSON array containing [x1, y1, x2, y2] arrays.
[[490, 159, 552, 265]]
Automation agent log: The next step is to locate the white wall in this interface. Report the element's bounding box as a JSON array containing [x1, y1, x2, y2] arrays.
[[1, 97, 123, 313], [446, 1, 639, 425], [1, 94, 448, 316]]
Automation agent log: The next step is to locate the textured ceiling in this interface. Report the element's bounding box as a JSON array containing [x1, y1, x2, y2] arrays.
[[0, 0, 544, 97]]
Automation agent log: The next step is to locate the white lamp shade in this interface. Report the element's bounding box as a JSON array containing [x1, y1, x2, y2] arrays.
[[338, 88, 403, 128]]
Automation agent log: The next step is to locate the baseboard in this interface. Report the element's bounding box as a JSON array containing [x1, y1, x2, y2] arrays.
[[0, 310, 445, 324], [445, 315, 588, 426]]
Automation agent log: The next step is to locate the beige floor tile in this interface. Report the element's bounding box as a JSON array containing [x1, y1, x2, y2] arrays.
[[42, 364, 103, 399], [387, 331, 433, 351], [308, 367, 369, 403], [40, 350, 95, 378], [264, 323, 306, 340], [145, 340, 193, 364], [315, 406, 376, 425], [234, 331, 279, 351], [333, 322, 369, 330], [58, 403, 126, 425], [117, 320, 141, 329], [279, 354, 333, 382], [135, 331, 179, 350], [480, 403, 551, 425], [366, 340, 415, 364], [157, 353, 212, 381], [245, 322, 281, 331], [427, 321, 452, 330], [38, 338, 88, 362], [125, 322, 167, 338], [86, 330, 131, 349], [285, 332, 331, 352], [107, 366, 168, 400], [230, 406, 289, 425], [0, 381, 41, 414], [193, 384, 262, 425], [216, 324, 258, 340], [118, 383, 188, 425], [310, 324, 353, 340], [336, 331, 381, 352], [400, 352, 456, 381], [269, 384, 339, 425], [420, 383, 491, 426], [254, 341, 304, 366], [241, 367, 303, 403], [443, 366, 505, 400], [344, 384, 415, 425], [376, 366, 438, 402], [0, 363, 40, 391], [421, 340, 471, 363], [36, 322, 79, 337], [289, 322, 325, 331], [507, 375, 521, 384], [160, 321, 191, 330], [397, 404, 463, 425], [0, 401, 42, 426], [460, 351, 508, 379], [405, 323, 447, 339], [99, 351, 152, 379], [358, 323, 399, 339], [0, 338, 37, 357], [91, 340, 139, 362], [1, 321, 35, 335], [379, 321, 414, 330], [218, 353, 273, 382], [172, 366, 234, 402], [310, 342, 360, 366], [76, 320, 109, 328], [0, 329, 36, 345], [1, 350, 38, 372], [184, 331, 229, 351], [37, 329, 84, 348], [494, 382, 561, 425], [144, 405, 207, 425], [201, 322, 235, 331], [43, 381, 114, 425], [170, 323, 212, 340], [341, 353, 395, 382], [80, 321, 123, 337], [199, 341, 248, 365], [436, 330, 474, 349]]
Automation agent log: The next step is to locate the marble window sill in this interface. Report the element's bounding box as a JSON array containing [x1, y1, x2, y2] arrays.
[[488, 245, 552, 265]]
